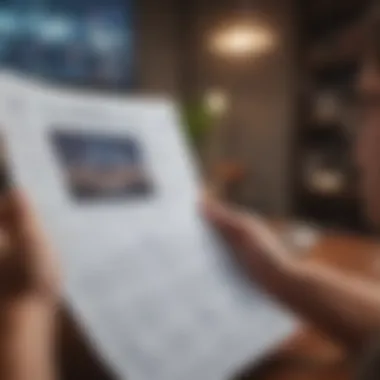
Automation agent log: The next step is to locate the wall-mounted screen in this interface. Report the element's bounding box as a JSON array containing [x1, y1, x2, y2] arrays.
[[0, 0, 133, 89]]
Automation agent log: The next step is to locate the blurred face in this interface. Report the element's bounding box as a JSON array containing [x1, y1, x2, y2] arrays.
[[356, 59, 380, 226]]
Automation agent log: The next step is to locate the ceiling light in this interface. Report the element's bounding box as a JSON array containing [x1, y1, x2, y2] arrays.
[[210, 23, 275, 58]]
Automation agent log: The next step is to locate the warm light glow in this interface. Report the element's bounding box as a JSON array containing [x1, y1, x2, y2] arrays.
[[210, 24, 275, 58], [204, 89, 229, 116]]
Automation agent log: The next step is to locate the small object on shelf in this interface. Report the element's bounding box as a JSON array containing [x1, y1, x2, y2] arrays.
[[313, 91, 342, 124], [281, 222, 322, 256], [309, 170, 346, 195], [303, 151, 347, 196]]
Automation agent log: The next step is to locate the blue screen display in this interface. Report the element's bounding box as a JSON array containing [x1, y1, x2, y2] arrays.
[[0, 0, 133, 89]]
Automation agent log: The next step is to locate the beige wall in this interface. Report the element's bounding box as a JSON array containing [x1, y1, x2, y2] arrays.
[[137, 0, 297, 216], [193, 0, 297, 215], [137, 0, 181, 95]]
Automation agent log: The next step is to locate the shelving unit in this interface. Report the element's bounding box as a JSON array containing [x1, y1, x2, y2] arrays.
[[294, 0, 372, 232]]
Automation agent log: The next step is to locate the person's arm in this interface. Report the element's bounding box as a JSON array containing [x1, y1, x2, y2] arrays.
[[2, 297, 58, 380], [271, 260, 380, 350], [203, 197, 380, 351], [0, 189, 60, 380]]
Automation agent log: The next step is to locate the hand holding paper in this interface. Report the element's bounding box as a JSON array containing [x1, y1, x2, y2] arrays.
[[0, 73, 295, 380], [203, 195, 293, 287]]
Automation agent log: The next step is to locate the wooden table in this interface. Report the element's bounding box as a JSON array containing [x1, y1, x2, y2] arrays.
[[245, 230, 380, 380], [59, 230, 380, 380]]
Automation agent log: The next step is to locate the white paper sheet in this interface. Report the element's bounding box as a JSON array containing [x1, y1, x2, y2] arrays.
[[0, 72, 296, 380]]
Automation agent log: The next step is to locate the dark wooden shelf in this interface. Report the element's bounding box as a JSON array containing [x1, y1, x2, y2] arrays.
[[306, 18, 365, 70], [293, 0, 372, 231], [303, 0, 368, 17], [302, 187, 359, 202], [299, 0, 369, 37], [302, 127, 349, 147]]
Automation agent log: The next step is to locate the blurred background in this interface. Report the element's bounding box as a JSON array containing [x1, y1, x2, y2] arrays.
[[1, 1, 379, 379], [0, 0, 373, 233]]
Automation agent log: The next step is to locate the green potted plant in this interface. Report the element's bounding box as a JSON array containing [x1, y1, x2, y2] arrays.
[[181, 100, 214, 155]]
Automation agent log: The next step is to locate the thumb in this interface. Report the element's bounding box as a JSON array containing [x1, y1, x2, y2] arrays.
[[201, 195, 252, 249], [5, 188, 60, 298], [6, 189, 49, 255]]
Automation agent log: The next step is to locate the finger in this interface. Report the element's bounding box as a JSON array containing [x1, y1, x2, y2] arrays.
[[0, 190, 38, 296], [0, 195, 17, 255], [201, 195, 252, 248], [4, 189, 60, 296], [0, 229, 12, 254], [202, 183, 220, 200], [5, 189, 51, 256]]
